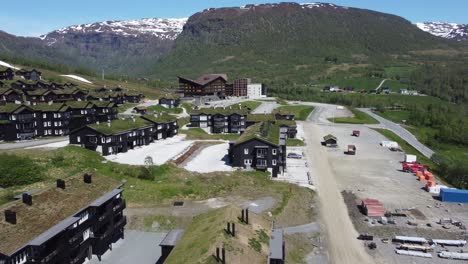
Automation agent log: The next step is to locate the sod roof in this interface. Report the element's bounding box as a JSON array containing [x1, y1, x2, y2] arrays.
[[30, 103, 70, 112], [235, 121, 281, 146], [0, 174, 120, 255], [190, 106, 248, 115], [90, 101, 117, 108], [141, 114, 177, 124], [0, 104, 26, 114], [323, 134, 337, 141], [89, 117, 153, 135], [246, 114, 275, 122], [66, 101, 94, 109]]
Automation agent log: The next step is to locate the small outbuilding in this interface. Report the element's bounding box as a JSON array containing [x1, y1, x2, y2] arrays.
[[322, 134, 337, 147]]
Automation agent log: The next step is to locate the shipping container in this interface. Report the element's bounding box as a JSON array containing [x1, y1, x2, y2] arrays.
[[440, 189, 468, 204]]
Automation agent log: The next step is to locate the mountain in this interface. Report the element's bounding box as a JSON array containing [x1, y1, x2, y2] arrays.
[[152, 2, 445, 82], [416, 22, 468, 41], [0, 18, 187, 76]]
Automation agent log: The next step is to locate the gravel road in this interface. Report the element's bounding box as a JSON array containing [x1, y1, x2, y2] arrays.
[[302, 120, 373, 264], [0, 137, 68, 150], [359, 108, 434, 158]]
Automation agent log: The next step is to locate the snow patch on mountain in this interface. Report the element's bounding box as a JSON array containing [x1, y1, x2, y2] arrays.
[[237, 2, 345, 10], [41, 18, 187, 44], [416, 22, 468, 41], [0, 60, 20, 70], [60, 75, 92, 84]]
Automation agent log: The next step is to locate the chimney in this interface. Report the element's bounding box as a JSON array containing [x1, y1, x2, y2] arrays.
[[48, 101, 53, 105], [107, 121, 111, 127], [56, 179, 65, 189], [22, 193, 32, 206], [83, 173, 92, 184], [246, 208, 249, 224], [5, 210, 16, 224], [96, 121, 100, 125], [222, 247, 226, 264]]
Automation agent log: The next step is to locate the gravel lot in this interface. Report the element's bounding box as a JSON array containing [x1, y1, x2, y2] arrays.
[[316, 113, 468, 263]]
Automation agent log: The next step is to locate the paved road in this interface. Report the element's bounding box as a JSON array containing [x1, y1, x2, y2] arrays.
[[358, 108, 434, 158], [0, 137, 68, 150], [251, 101, 280, 114], [375, 79, 388, 91]]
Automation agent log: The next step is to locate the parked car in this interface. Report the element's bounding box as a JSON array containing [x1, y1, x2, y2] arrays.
[[287, 152, 303, 159]]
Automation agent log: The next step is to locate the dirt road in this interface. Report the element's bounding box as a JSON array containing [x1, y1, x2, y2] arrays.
[[302, 121, 373, 264]]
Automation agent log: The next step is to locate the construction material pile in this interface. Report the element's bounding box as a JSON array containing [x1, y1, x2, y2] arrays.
[[361, 198, 385, 217]]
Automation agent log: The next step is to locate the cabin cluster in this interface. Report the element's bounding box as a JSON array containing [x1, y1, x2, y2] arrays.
[[189, 106, 249, 134], [0, 174, 126, 264], [0, 101, 118, 141], [178, 74, 267, 98], [0, 67, 144, 142], [69, 114, 178, 156]]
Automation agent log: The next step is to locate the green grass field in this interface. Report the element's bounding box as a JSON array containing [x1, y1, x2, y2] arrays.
[[375, 110, 410, 124], [329, 107, 379, 124]]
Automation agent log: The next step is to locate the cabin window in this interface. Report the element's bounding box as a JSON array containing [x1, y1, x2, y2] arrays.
[[257, 159, 267, 166], [244, 159, 252, 165], [272, 149, 277, 155], [244, 148, 249, 155], [43, 113, 47, 118], [77, 136, 81, 143], [272, 160, 277, 166]]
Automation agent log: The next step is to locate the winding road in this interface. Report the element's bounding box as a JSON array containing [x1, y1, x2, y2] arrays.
[[359, 108, 434, 158]]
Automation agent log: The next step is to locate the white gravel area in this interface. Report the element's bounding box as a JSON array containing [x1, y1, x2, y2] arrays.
[[26, 140, 69, 149], [104, 135, 193, 165], [184, 143, 234, 173]]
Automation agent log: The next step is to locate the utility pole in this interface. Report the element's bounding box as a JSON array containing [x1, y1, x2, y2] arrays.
[[102, 69, 105, 80]]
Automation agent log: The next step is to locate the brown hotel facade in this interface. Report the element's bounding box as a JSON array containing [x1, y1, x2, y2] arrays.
[[178, 74, 227, 96]]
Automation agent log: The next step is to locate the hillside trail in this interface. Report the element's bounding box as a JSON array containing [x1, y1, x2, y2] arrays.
[[302, 121, 374, 264]]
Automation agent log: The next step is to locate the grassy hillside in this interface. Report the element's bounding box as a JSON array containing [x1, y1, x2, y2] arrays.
[[152, 3, 450, 83]]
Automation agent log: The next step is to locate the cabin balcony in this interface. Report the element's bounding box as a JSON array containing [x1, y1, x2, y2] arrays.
[[113, 199, 126, 212], [114, 215, 127, 229]]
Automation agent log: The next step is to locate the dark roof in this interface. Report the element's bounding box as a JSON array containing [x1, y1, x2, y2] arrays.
[[179, 74, 227, 86], [160, 229, 185, 247]]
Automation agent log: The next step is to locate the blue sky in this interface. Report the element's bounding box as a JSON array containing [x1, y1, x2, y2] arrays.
[[1, 0, 467, 37]]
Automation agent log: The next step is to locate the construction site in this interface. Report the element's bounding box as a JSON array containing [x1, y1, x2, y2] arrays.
[[304, 103, 468, 264]]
